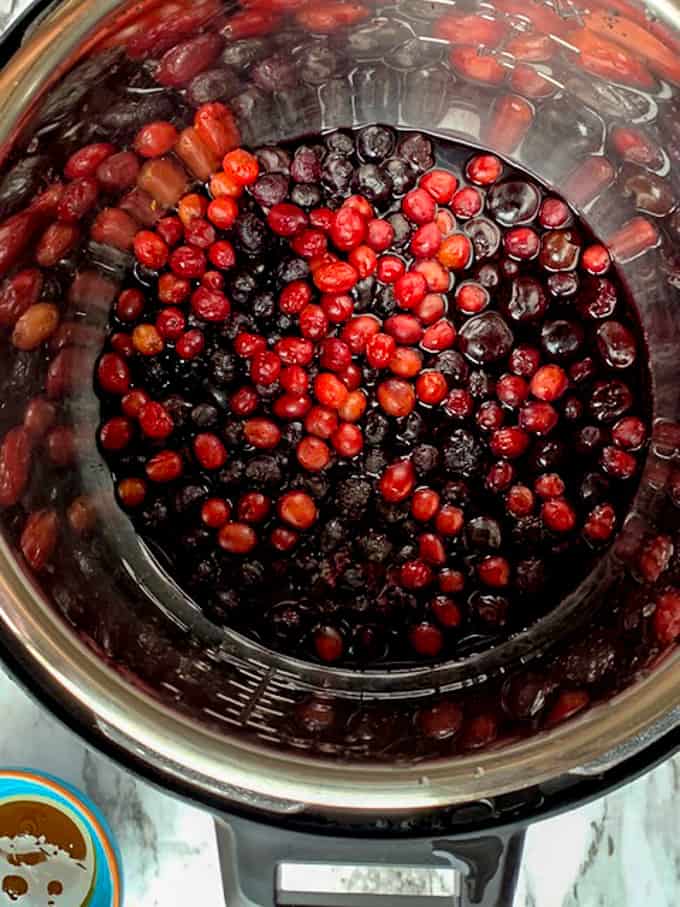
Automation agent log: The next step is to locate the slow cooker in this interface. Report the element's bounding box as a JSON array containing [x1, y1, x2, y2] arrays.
[[0, 0, 677, 903]]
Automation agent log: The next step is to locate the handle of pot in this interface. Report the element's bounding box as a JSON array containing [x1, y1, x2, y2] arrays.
[[214, 814, 525, 907]]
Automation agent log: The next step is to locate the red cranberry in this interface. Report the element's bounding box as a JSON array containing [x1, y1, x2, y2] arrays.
[[435, 505, 464, 536], [546, 690, 589, 726], [313, 261, 358, 293], [612, 416, 646, 450], [158, 273, 190, 304], [490, 427, 529, 459], [420, 169, 458, 204], [97, 353, 130, 394], [270, 526, 299, 552], [139, 402, 174, 439], [99, 417, 133, 452], [461, 714, 498, 750], [476, 401, 505, 432], [291, 228, 328, 259], [402, 188, 436, 225], [394, 271, 427, 309], [117, 478, 146, 509], [466, 154, 502, 185], [444, 388, 474, 419], [437, 234, 472, 270], [267, 202, 308, 237], [348, 244, 378, 278], [379, 459, 415, 503], [530, 364, 568, 401], [273, 393, 312, 420], [485, 460, 515, 492], [366, 218, 395, 251], [410, 222, 442, 258], [299, 304, 329, 340], [385, 314, 422, 345], [314, 372, 349, 409], [478, 555, 510, 588], [390, 347, 423, 378], [409, 622, 443, 657], [583, 502, 616, 542], [539, 197, 572, 229], [439, 568, 465, 593], [509, 345, 541, 377], [193, 433, 228, 470], [237, 492, 270, 524], [331, 423, 364, 457], [377, 379, 416, 417], [519, 401, 558, 435], [421, 319, 456, 352], [653, 589, 680, 645], [507, 484, 534, 517], [321, 292, 354, 323], [414, 292, 446, 324], [534, 473, 565, 498], [600, 445, 637, 479], [401, 559, 434, 589], [219, 522, 258, 554], [455, 282, 489, 315], [411, 488, 441, 522], [414, 260, 449, 294], [415, 371, 448, 405], [504, 226, 540, 260], [169, 245, 206, 279], [582, 244, 610, 274], [451, 186, 483, 218], [223, 148, 259, 186], [638, 534, 673, 583], [431, 596, 462, 628], [314, 626, 344, 663], [366, 332, 397, 368], [541, 497, 576, 532], [330, 206, 366, 250], [230, 386, 259, 416], [191, 287, 230, 322], [275, 337, 314, 366], [279, 280, 313, 315], [376, 255, 405, 284], [244, 417, 281, 449], [418, 534, 446, 566], [201, 498, 230, 529], [278, 491, 317, 530], [251, 351, 282, 386], [146, 449, 183, 482], [121, 389, 150, 419], [305, 405, 339, 439], [419, 699, 462, 738], [156, 307, 186, 340]]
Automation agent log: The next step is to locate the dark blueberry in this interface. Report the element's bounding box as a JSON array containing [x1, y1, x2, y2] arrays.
[[487, 180, 541, 227], [362, 365, 380, 385], [162, 394, 192, 431], [470, 592, 509, 626], [335, 478, 372, 518], [235, 212, 268, 255], [511, 516, 544, 548], [324, 131, 354, 154], [464, 217, 501, 260], [459, 312, 514, 363], [548, 271, 579, 298], [400, 412, 425, 443], [356, 125, 396, 163], [321, 518, 348, 551], [376, 499, 410, 525], [251, 173, 289, 208], [501, 672, 553, 720], [387, 212, 412, 249], [291, 146, 322, 183], [563, 396, 584, 421], [251, 54, 298, 92], [207, 588, 241, 623], [143, 357, 172, 395], [382, 157, 416, 196], [413, 443, 439, 475], [281, 421, 304, 448], [223, 419, 244, 447], [434, 350, 468, 384], [468, 370, 496, 399], [580, 471, 611, 505], [139, 497, 169, 531], [442, 428, 484, 478], [239, 560, 266, 588], [396, 132, 434, 171], [218, 460, 245, 486], [353, 276, 376, 312], [300, 473, 330, 500], [364, 411, 390, 446], [541, 319, 584, 360], [245, 456, 282, 486], [473, 262, 501, 290], [341, 565, 368, 590], [276, 256, 310, 284], [191, 403, 219, 429], [186, 68, 242, 107], [221, 312, 257, 342], [322, 152, 354, 193], [374, 284, 397, 318], [559, 633, 616, 684], [514, 558, 545, 597], [252, 289, 276, 322], [575, 424, 609, 456], [501, 277, 547, 323], [181, 527, 212, 550], [364, 447, 388, 476], [467, 516, 502, 550], [221, 38, 270, 68], [529, 439, 566, 472], [290, 182, 322, 208], [255, 145, 292, 174], [589, 380, 633, 423], [360, 530, 393, 563], [227, 269, 259, 304], [441, 480, 470, 507], [269, 603, 305, 641], [352, 163, 393, 205]]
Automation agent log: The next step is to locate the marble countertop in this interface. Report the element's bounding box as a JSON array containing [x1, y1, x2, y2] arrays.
[[0, 664, 676, 906]]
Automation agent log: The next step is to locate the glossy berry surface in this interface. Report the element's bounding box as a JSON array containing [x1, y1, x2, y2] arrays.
[[94, 125, 649, 669]]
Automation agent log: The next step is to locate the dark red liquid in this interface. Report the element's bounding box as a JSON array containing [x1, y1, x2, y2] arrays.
[[95, 127, 651, 668]]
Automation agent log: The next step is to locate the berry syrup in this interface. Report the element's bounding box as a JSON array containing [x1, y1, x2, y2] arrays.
[[95, 126, 651, 668]]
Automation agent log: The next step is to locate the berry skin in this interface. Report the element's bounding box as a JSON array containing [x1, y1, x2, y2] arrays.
[[278, 491, 317, 530]]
